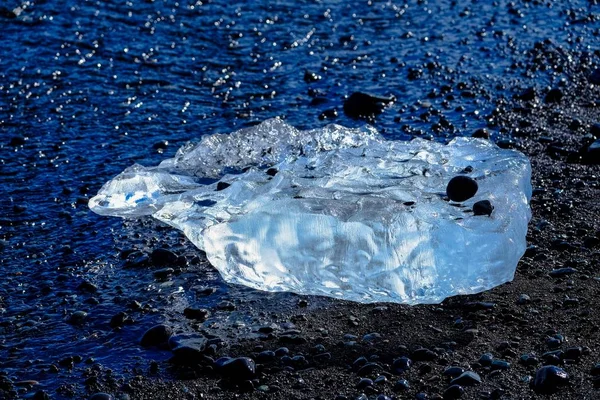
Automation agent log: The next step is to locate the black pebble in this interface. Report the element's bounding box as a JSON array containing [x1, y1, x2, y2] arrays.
[[532, 366, 569, 394], [89, 394, 114, 400], [411, 348, 437, 361], [109, 312, 130, 328], [215, 357, 256, 380], [356, 378, 373, 390], [472, 129, 490, 139], [183, 307, 210, 321], [446, 176, 478, 202], [150, 248, 178, 266], [140, 324, 172, 347], [544, 88, 563, 103], [393, 379, 410, 392], [216, 181, 231, 191], [516, 87, 537, 101], [343, 92, 394, 119], [392, 356, 412, 373], [443, 384, 464, 399], [473, 200, 494, 216], [450, 371, 481, 386]]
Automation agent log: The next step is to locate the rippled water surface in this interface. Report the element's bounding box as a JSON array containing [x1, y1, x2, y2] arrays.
[[1, 0, 598, 397]]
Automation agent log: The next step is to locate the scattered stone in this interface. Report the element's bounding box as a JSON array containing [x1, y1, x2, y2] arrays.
[[356, 378, 373, 390], [304, 71, 321, 83], [357, 362, 382, 376], [362, 332, 382, 342], [392, 356, 412, 373], [490, 360, 511, 371], [549, 267, 577, 277], [150, 248, 178, 266], [78, 281, 98, 293], [109, 312, 131, 328], [516, 294, 531, 305], [472, 128, 490, 139], [544, 88, 563, 103], [343, 92, 394, 119], [450, 371, 481, 386], [153, 268, 174, 280], [140, 324, 172, 347], [446, 176, 478, 202], [443, 385, 464, 399], [478, 353, 494, 367], [520, 354, 539, 366], [67, 311, 88, 325], [215, 357, 256, 380], [183, 307, 210, 321], [443, 366, 465, 378], [393, 379, 410, 392], [473, 200, 494, 216], [89, 394, 114, 400], [516, 87, 537, 101], [531, 366, 569, 394], [169, 334, 208, 365]]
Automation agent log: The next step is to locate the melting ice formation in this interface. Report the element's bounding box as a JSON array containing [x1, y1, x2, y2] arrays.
[[90, 118, 532, 304]]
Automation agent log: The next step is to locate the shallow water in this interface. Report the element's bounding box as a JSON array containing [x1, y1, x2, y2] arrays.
[[0, 0, 597, 397]]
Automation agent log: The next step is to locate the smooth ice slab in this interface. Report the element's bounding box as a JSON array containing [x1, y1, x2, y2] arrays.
[[90, 118, 532, 304]]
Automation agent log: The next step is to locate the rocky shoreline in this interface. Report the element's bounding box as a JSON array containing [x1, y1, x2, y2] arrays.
[[64, 48, 600, 400]]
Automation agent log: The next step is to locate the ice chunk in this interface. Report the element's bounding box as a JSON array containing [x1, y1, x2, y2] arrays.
[[90, 118, 532, 304]]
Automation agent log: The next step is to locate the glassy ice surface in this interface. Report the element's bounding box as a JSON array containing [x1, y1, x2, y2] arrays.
[[90, 119, 532, 304]]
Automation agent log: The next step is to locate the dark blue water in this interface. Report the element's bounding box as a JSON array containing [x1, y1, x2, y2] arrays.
[[1, 0, 598, 398]]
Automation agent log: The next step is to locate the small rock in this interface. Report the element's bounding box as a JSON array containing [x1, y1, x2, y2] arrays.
[[109, 312, 131, 328], [516, 294, 531, 305], [520, 354, 539, 366], [357, 362, 382, 376], [473, 200, 493, 216], [183, 307, 210, 321], [472, 128, 490, 139], [450, 371, 481, 386], [490, 360, 511, 371], [392, 356, 412, 373], [446, 176, 478, 202], [215, 357, 256, 380], [343, 92, 394, 119], [304, 71, 321, 83], [68, 311, 88, 325], [140, 324, 172, 347], [256, 350, 276, 363], [150, 248, 178, 266], [478, 353, 494, 367], [516, 87, 536, 101], [362, 332, 382, 342], [356, 378, 373, 390], [153, 268, 174, 280], [393, 379, 410, 392], [89, 394, 114, 400], [9, 136, 26, 146], [443, 366, 465, 378], [549, 267, 577, 277], [443, 385, 464, 399], [544, 88, 563, 103], [532, 366, 569, 394]]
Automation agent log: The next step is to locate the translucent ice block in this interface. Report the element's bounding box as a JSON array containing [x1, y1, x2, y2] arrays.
[[90, 118, 532, 304]]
